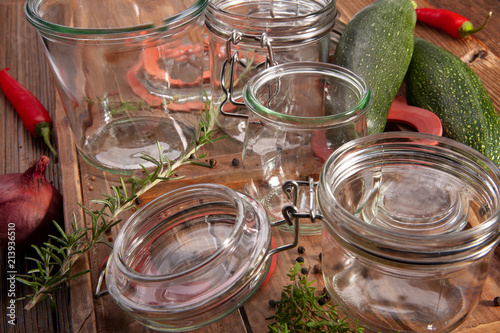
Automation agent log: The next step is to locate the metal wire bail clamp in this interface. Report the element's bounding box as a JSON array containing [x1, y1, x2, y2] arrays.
[[219, 31, 277, 117]]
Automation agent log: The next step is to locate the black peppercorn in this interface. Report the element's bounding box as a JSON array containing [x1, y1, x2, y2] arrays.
[[231, 158, 240, 166], [301, 267, 309, 275], [494, 296, 500, 307], [318, 296, 328, 306], [209, 158, 217, 166], [296, 256, 304, 263], [268, 299, 277, 308], [297, 245, 306, 254]]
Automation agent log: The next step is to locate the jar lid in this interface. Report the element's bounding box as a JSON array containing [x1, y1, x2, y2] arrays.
[[318, 132, 500, 264], [106, 184, 272, 331], [243, 62, 372, 128], [205, 0, 337, 45]]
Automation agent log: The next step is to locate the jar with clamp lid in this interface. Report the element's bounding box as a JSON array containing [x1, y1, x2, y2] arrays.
[[318, 132, 500, 333], [241, 62, 372, 235], [205, 0, 338, 142]]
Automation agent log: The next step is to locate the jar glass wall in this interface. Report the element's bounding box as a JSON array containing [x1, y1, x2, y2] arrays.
[[205, 0, 338, 142], [242, 62, 372, 235], [25, 0, 208, 174], [318, 132, 500, 333]]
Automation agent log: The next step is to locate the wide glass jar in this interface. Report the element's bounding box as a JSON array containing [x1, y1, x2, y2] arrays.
[[205, 0, 338, 142], [25, 0, 208, 174], [105, 183, 299, 331], [242, 62, 372, 235], [318, 132, 500, 333]]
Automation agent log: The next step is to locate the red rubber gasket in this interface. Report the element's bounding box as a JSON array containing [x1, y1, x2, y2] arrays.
[[261, 236, 277, 287], [388, 96, 443, 136]]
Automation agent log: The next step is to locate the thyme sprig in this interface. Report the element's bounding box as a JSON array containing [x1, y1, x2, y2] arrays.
[[16, 97, 224, 310], [267, 263, 365, 333]]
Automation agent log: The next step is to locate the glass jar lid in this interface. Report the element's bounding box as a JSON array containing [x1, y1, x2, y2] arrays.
[[105, 184, 273, 331], [243, 62, 373, 129], [24, 0, 208, 37], [318, 132, 500, 265], [205, 0, 337, 46]]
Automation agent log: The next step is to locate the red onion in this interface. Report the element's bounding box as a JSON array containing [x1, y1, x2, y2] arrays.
[[0, 156, 63, 250]]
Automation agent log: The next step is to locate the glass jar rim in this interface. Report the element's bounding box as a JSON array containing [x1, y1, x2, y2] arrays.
[[318, 132, 500, 263], [113, 183, 247, 282], [207, 0, 336, 23], [24, 0, 208, 37], [243, 62, 373, 128], [205, 0, 337, 44]]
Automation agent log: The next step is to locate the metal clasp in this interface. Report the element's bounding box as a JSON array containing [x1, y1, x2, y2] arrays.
[[219, 31, 277, 117], [282, 177, 324, 223], [265, 177, 324, 258]]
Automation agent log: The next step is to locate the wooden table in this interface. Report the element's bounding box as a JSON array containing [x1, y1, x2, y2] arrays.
[[1, 0, 500, 332]]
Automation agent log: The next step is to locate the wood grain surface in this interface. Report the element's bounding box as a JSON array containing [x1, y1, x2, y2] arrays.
[[1, 0, 500, 332]]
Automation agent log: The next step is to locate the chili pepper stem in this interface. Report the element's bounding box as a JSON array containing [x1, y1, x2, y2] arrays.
[[37, 124, 58, 162], [460, 11, 492, 38]]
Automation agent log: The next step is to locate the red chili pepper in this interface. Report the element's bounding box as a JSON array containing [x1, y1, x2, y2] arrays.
[[0, 67, 57, 159], [416, 8, 492, 39]]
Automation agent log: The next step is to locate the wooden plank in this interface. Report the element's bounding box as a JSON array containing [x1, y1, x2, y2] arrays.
[[54, 98, 98, 333], [0, 1, 72, 332], [1, 0, 500, 332]]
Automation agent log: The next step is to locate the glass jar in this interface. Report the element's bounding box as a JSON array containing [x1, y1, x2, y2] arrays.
[[318, 132, 500, 333], [205, 0, 338, 142], [241, 62, 372, 235], [25, 0, 208, 174], [105, 183, 299, 331]]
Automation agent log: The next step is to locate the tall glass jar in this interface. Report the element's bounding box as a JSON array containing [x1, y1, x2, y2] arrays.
[[105, 183, 299, 331], [205, 0, 338, 142], [25, 0, 208, 174], [242, 62, 372, 235], [318, 132, 500, 333]]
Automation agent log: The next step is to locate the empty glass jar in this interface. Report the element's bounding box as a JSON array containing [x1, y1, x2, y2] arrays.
[[105, 183, 299, 331], [241, 62, 372, 235], [25, 0, 208, 174], [205, 0, 338, 142], [318, 132, 500, 333]]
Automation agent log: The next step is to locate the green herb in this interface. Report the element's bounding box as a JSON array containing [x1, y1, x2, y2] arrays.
[[267, 262, 364, 333], [16, 95, 224, 310]]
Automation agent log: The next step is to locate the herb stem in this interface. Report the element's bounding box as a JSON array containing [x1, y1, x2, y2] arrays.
[[18, 96, 222, 310]]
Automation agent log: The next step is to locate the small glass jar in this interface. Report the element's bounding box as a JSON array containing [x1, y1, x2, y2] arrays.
[[25, 0, 208, 174], [205, 0, 338, 142], [241, 62, 372, 235], [318, 132, 500, 333], [105, 183, 298, 331]]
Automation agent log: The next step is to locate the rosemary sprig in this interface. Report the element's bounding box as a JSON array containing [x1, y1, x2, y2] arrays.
[[16, 95, 224, 310], [267, 263, 365, 333]]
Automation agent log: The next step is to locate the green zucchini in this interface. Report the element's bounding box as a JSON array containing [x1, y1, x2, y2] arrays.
[[332, 0, 416, 135], [406, 37, 500, 167]]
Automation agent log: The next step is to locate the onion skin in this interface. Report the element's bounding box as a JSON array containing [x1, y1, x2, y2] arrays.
[[0, 156, 63, 250]]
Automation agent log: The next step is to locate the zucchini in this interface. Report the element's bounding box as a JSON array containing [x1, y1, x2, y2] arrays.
[[406, 37, 500, 167], [332, 0, 416, 135]]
